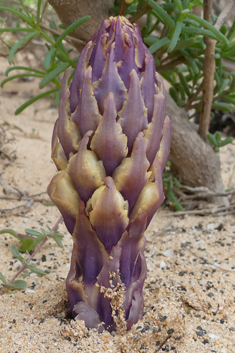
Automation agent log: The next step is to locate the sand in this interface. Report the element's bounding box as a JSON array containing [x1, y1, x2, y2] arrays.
[[0, 55, 235, 353]]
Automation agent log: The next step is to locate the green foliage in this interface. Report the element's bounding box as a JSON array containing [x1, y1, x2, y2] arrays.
[[207, 132, 234, 152], [0, 272, 27, 291], [0, 225, 64, 293], [0, 0, 90, 114], [138, 0, 235, 119], [0, 225, 63, 253], [1, 0, 235, 212], [1, 0, 235, 120], [163, 161, 184, 211]]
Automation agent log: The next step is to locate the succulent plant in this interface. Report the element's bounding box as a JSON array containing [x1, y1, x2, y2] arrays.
[[48, 16, 171, 331]]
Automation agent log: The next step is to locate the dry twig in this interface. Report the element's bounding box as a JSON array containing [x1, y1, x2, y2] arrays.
[[165, 203, 235, 217], [119, 0, 127, 16], [0, 172, 23, 198], [182, 244, 235, 273], [198, 0, 215, 141], [199, 0, 235, 140]]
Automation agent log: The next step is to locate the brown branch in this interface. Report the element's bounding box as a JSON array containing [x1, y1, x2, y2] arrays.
[[40, 0, 49, 21], [40, 23, 86, 46], [198, 0, 215, 141], [214, 0, 235, 30], [198, 0, 235, 141], [155, 335, 171, 352], [157, 56, 186, 72], [129, 5, 151, 24], [184, 82, 203, 111], [119, 0, 126, 16]]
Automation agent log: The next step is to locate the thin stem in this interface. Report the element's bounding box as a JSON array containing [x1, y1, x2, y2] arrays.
[[198, 0, 234, 139], [0, 215, 63, 295], [40, 24, 86, 46], [157, 56, 186, 72], [198, 0, 215, 141], [40, 0, 48, 22], [129, 6, 151, 24], [184, 81, 204, 111], [214, 0, 235, 30], [119, 0, 126, 16], [39, 30, 73, 65]]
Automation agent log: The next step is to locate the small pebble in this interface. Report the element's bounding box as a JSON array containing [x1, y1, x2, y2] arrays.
[[179, 271, 187, 276], [163, 249, 174, 257], [141, 325, 150, 333], [202, 339, 209, 344], [196, 331, 203, 337], [159, 315, 167, 322], [41, 254, 47, 262]]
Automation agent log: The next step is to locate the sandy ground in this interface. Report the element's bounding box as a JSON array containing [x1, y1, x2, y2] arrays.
[[0, 55, 235, 353]]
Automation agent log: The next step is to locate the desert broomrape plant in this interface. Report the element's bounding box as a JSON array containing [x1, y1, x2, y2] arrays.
[[48, 16, 171, 331]]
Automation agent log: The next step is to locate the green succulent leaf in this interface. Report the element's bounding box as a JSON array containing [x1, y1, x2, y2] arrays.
[[173, 177, 182, 188], [221, 95, 235, 105], [37, 0, 42, 26], [211, 102, 232, 112], [173, 0, 183, 12], [215, 132, 222, 142], [44, 48, 57, 70], [181, 49, 199, 73], [227, 21, 235, 41], [55, 16, 91, 46], [147, 0, 175, 29], [178, 71, 191, 96], [220, 24, 227, 36], [187, 1, 203, 10], [39, 62, 70, 88], [218, 78, 231, 95], [182, 13, 228, 44], [160, 72, 175, 85], [207, 133, 218, 147], [0, 27, 35, 33], [167, 184, 184, 211], [5, 66, 44, 76], [1, 73, 44, 88], [218, 137, 233, 147], [168, 21, 183, 53], [181, 27, 218, 40], [173, 37, 197, 51], [8, 31, 39, 64], [148, 37, 170, 54], [15, 88, 59, 115], [19, 0, 31, 19], [0, 7, 34, 26]]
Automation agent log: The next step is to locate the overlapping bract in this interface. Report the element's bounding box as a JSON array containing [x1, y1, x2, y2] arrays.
[[48, 16, 171, 331]]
